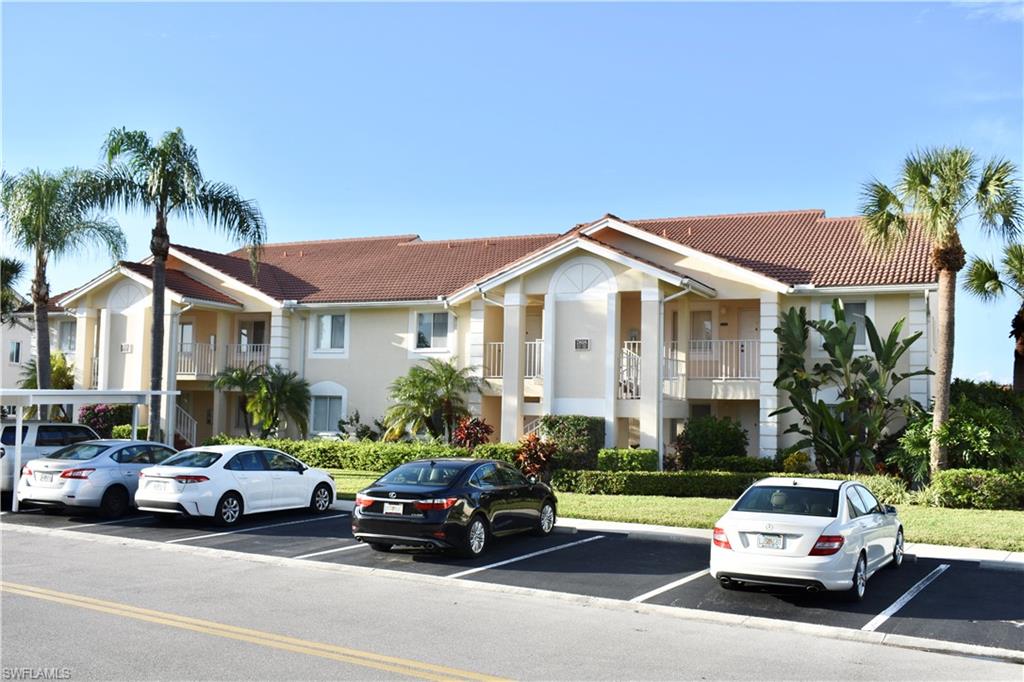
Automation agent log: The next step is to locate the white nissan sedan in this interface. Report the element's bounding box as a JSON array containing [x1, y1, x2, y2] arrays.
[[709, 478, 904, 601], [135, 445, 336, 526]]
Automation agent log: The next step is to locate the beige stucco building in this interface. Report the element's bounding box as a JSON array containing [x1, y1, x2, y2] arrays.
[[11, 209, 938, 463]]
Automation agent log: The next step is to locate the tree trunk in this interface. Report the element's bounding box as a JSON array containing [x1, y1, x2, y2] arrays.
[[31, 249, 51, 419], [148, 213, 170, 440], [1012, 301, 1024, 394], [930, 262, 960, 477]]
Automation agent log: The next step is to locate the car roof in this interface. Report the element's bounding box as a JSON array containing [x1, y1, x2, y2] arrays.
[[177, 444, 278, 455], [754, 477, 847, 491]]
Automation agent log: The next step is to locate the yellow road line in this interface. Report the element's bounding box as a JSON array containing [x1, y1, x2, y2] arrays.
[[1, 581, 508, 682]]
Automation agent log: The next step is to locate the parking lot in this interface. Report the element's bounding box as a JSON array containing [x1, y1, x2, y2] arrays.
[[3, 506, 1021, 655]]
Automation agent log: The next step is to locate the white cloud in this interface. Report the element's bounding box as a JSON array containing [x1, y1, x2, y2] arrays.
[[960, 1, 1024, 23]]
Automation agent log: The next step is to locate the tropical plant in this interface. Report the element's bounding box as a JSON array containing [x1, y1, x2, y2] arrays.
[[773, 300, 931, 474], [83, 127, 267, 439], [963, 243, 1024, 392], [1, 256, 26, 324], [516, 433, 557, 477], [212, 364, 264, 437], [78, 404, 133, 439], [2, 169, 124, 409], [860, 147, 1022, 475], [452, 417, 494, 449], [383, 358, 480, 442], [674, 415, 749, 469], [245, 365, 310, 438], [19, 353, 76, 419], [338, 411, 383, 441]]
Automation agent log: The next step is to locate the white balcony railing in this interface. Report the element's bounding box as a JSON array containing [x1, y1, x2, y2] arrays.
[[484, 342, 504, 378], [175, 405, 198, 447], [618, 341, 642, 400], [524, 339, 543, 379], [225, 343, 268, 369], [687, 339, 759, 379], [481, 340, 543, 379], [89, 357, 99, 389], [177, 342, 215, 377]]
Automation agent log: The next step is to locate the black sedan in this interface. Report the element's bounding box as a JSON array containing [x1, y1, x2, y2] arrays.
[[351, 458, 557, 557]]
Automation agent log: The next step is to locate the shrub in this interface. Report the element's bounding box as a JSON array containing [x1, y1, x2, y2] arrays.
[[79, 404, 133, 438], [111, 424, 149, 441], [516, 433, 558, 476], [551, 470, 768, 498], [203, 435, 468, 470], [337, 411, 382, 441], [452, 417, 493, 449], [538, 415, 604, 458], [472, 443, 520, 465], [923, 469, 1024, 510], [803, 473, 912, 505], [782, 452, 812, 474], [675, 416, 749, 468], [597, 449, 659, 472], [550, 449, 598, 471], [691, 455, 778, 473]]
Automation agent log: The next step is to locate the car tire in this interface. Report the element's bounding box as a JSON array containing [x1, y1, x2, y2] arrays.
[[888, 528, 904, 569], [368, 542, 392, 552], [214, 492, 243, 527], [843, 554, 867, 602], [532, 500, 556, 537], [98, 486, 129, 519], [457, 515, 488, 558], [309, 483, 333, 513]]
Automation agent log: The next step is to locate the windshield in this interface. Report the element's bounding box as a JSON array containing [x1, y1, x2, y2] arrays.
[[162, 451, 221, 468], [377, 461, 466, 487], [733, 485, 839, 518], [46, 443, 111, 461]]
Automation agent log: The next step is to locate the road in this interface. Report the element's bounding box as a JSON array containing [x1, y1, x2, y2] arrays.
[[1, 520, 1020, 680]]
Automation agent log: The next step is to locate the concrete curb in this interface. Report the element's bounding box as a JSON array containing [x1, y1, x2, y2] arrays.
[[4, 522, 1022, 665]]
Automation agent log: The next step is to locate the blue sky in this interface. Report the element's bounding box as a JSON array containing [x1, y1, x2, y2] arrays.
[[3, 2, 1022, 382]]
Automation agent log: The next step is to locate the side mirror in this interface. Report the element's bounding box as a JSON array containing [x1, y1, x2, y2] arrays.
[[884, 505, 897, 515], [527, 474, 538, 485]]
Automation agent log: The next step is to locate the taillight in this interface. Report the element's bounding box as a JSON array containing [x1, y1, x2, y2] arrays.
[[413, 498, 459, 512], [809, 535, 845, 556], [60, 468, 95, 479], [21, 465, 32, 476], [174, 475, 209, 484], [712, 526, 732, 550], [354, 493, 374, 508], [138, 471, 146, 478]]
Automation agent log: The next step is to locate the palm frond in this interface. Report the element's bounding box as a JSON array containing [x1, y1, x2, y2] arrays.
[[963, 256, 1004, 301], [858, 179, 909, 252], [196, 181, 267, 275], [103, 127, 154, 167], [1002, 243, 1024, 293], [976, 158, 1023, 240]]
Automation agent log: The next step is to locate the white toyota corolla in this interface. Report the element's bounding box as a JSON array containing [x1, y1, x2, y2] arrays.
[[709, 477, 904, 601], [135, 445, 336, 526]]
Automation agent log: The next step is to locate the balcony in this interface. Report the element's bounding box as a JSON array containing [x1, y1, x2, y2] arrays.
[[177, 342, 216, 378], [225, 343, 268, 369], [481, 340, 544, 379], [684, 339, 759, 379], [89, 356, 99, 389], [617, 341, 642, 400]]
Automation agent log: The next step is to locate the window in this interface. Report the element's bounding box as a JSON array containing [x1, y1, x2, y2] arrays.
[[1, 426, 28, 445], [316, 314, 346, 351], [819, 300, 867, 346], [225, 451, 269, 471], [690, 310, 712, 347], [690, 404, 712, 419], [416, 312, 449, 349], [114, 445, 176, 465], [36, 426, 66, 447], [377, 461, 467, 486], [312, 396, 345, 433], [8, 341, 21, 364], [732, 485, 839, 517], [162, 451, 221, 468], [47, 443, 110, 461], [58, 321, 76, 352], [238, 320, 266, 348], [469, 463, 502, 489], [267, 451, 305, 472], [496, 463, 528, 487], [179, 323, 194, 350], [853, 486, 881, 515]]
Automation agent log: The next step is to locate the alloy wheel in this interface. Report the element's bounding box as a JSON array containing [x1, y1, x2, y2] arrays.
[[469, 519, 486, 555], [314, 486, 331, 511], [540, 504, 555, 533], [221, 496, 241, 524], [894, 530, 904, 567], [854, 557, 866, 599]]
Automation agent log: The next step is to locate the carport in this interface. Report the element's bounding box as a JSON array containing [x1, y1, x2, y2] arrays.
[[1, 389, 179, 512]]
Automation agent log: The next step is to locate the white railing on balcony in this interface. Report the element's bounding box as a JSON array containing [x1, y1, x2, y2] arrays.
[[687, 339, 759, 379], [524, 339, 544, 379], [484, 342, 504, 378], [177, 342, 215, 377], [89, 357, 99, 389], [618, 341, 642, 399], [523, 418, 543, 438], [226, 343, 268, 369], [175, 405, 198, 447]]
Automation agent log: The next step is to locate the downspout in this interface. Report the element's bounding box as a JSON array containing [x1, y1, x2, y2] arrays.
[[476, 287, 504, 308], [657, 283, 693, 469]]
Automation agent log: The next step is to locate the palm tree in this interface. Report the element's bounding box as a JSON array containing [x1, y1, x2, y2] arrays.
[[212, 364, 264, 437], [1, 257, 26, 324], [19, 353, 76, 419], [84, 127, 267, 440], [246, 365, 310, 438], [860, 147, 1022, 475], [2, 169, 125, 408], [383, 358, 480, 442], [964, 243, 1024, 392]]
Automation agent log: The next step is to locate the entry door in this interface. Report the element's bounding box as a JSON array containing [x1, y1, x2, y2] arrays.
[[738, 310, 759, 377]]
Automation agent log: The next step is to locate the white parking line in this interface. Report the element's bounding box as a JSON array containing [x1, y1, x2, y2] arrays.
[[446, 535, 606, 579], [628, 569, 711, 603], [292, 543, 369, 560], [861, 563, 950, 632], [166, 513, 349, 545], [56, 516, 155, 532]]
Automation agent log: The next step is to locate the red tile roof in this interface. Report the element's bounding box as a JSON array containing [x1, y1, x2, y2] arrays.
[[16, 290, 73, 314], [119, 262, 243, 306]]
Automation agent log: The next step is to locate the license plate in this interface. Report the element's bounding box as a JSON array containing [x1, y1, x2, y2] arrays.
[[757, 533, 784, 550], [148, 480, 170, 493], [36, 472, 52, 483], [382, 502, 404, 515]]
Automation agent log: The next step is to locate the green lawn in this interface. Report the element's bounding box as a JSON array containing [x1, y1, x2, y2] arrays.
[[328, 471, 1024, 552]]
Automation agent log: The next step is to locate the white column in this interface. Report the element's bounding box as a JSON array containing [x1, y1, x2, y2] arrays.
[[907, 292, 929, 407], [162, 304, 180, 446], [638, 284, 661, 451], [269, 309, 290, 370], [603, 291, 618, 448], [501, 284, 526, 442], [97, 308, 111, 390], [542, 293, 555, 416], [758, 292, 780, 459], [468, 299, 485, 417], [73, 308, 94, 388], [12, 405, 23, 512]]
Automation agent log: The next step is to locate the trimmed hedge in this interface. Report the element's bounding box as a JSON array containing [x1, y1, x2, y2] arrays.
[[538, 415, 604, 458], [552, 470, 769, 498], [926, 469, 1024, 510], [204, 435, 469, 471], [691, 455, 777, 473], [471, 443, 520, 465], [597, 449, 659, 472], [111, 424, 150, 441]]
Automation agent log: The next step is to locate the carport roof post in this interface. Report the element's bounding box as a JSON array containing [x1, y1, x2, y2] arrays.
[[0, 389, 180, 513]]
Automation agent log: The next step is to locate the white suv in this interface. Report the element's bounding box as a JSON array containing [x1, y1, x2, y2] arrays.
[[0, 423, 99, 494]]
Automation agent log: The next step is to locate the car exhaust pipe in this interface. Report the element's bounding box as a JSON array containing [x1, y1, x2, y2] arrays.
[[805, 585, 821, 593]]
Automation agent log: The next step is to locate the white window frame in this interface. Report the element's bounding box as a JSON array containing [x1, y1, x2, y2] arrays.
[[57, 320, 76, 353], [812, 296, 875, 356], [308, 381, 348, 436], [408, 309, 455, 358], [308, 311, 350, 358], [8, 341, 21, 365], [687, 302, 718, 356]]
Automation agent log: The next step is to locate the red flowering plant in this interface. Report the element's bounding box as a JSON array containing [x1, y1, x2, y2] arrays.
[[515, 433, 557, 478], [452, 417, 493, 450], [78, 404, 133, 439]]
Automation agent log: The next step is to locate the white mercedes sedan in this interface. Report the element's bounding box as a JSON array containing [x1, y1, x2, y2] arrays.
[[709, 477, 904, 601], [135, 445, 336, 526]]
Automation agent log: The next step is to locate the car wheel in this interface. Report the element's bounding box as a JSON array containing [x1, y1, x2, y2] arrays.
[[889, 528, 904, 569], [368, 542, 392, 552], [98, 486, 129, 519], [844, 554, 867, 602], [532, 501, 556, 537], [309, 484, 333, 513], [458, 515, 488, 558], [214, 492, 243, 527]]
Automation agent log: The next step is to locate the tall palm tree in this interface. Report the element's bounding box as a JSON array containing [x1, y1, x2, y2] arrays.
[[84, 127, 267, 438], [1, 257, 26, 324], [384, 358, 480, 442], [964, 243, 1024, 392], [2, 169, 125, 405], [860, 147, 1022, 475], [212, 364, 264, 437], [246, 365, 310, 438]]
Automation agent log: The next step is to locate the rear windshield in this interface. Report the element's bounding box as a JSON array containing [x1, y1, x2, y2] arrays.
[[377, 461, 466, 487], [162, 451, 221, 468], [733, 485, 839, 518], [46, 443, 111, 461]]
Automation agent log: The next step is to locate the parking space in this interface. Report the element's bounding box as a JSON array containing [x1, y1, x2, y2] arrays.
[[3, 508, 1021, 655]]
